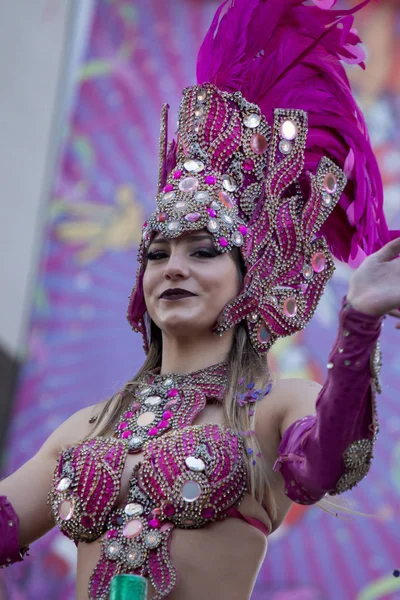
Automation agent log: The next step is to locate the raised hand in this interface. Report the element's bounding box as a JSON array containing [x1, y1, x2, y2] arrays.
[[346, 237, 400, 318]]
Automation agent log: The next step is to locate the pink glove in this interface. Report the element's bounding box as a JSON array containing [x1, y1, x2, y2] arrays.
[[0, 496, 29, 568], [273, 298, 383, 504]]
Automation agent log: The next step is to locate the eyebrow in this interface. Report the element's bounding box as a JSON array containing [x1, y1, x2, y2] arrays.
[[149, 234, 213, 246]]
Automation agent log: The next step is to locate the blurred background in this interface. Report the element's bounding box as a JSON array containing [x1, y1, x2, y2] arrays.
[[0, 0, 399, 598]]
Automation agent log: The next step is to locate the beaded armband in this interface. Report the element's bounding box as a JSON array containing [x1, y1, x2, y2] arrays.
[[0, 495, 29, 569]]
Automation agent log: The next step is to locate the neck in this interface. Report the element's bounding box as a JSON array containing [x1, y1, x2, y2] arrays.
[[159, 330, 234, 375]]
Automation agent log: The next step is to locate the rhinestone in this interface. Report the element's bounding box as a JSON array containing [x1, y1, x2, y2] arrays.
[[125, 503, 144, 517], [194, 106, 204, 118], [211, 201, 219, 210], [184, 160, 204, 174], [323, 173, 337, 194], [181, 480, 202, 502], [250, 133, 268, 155], [207, 219, 219, 233], [58, 499, 74, 521], [280, 120, 298, 140], [257, 324, 271, 344], [175, 201, 187, 211], [218, 190, 234, 209], [106, 541, 121, 559], [163, 191, 175, 202], [322, 192, 332, 206], [195, 191, 209, 203], [179, 177, 199, 192], [197, 88, 207, 102], [56, 477, 72, 492], [221, 214, 233, 226], [167, 221, 179, 232], [243, 158, 254, 171], [144, 395, 162, 407], [222, 174, 237, 192], [249, 312, 259, 323], [140, 387, 152, 395], [184, 212, 201, 223], [283, 297, 298, 318], [157, 212, 167, 223], [163, 378, 174, 387], [302, 264, 313, 280], [185, 456, 206, 472], [327, 362, 334, 369], [205, 175, 217, 185], [312, 252, 327, 273], [137, 412, 156, 427], [163, 184, 173, 193], [232, 232, 244, 246], [145, 531, 162, 549], [126, 545, 144, 567], [244, 113, 261, 128], [123, 519, 143, 539], [279, 139, 292, 155], [129, 436, 143, 449]]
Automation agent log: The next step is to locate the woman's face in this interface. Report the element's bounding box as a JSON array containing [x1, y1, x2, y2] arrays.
[[143, 230, 241, 337]]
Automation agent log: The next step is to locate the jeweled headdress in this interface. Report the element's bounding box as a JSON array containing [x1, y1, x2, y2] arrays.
[[128, 0, 393, 354]]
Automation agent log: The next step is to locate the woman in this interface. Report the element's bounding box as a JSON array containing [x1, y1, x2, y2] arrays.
[[1, 0, 400, 598]]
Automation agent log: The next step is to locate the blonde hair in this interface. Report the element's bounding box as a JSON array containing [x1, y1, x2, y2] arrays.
[[89, 320, 277, 522]]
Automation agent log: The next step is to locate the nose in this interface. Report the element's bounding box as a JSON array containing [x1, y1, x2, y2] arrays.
[[163, 249, 190, 281]]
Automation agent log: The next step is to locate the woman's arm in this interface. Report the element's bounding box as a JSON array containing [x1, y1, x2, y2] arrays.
[[0, 404, 99, 566]]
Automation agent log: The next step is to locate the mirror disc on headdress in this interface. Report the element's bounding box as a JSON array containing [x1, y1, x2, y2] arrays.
[[250, 134, 268, 155], [181, 481, 202, 502], [280, 120, 298, 140], [137, 412, 156, 426], [244, 113, 261, 128]]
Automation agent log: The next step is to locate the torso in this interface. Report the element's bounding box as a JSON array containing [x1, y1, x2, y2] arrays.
[[73, 394, 293, 599]]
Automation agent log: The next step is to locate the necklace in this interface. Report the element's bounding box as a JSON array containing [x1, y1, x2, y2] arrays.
[[114, 362, 228, 453]]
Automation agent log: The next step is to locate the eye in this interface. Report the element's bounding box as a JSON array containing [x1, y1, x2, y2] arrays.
[[146, 251, 168, 261], [192, 248, 219, 258]]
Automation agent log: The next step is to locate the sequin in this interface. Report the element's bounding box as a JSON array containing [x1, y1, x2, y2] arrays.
[[56, 477, 72, 492], [184, 160, 204, 174], [323, 173, 338, 194], [179, 177, 199, 192], [280, 120, 298, 140], [185, 456, 206, 472], [283, 297, 297, 318], [243, 113, 261, 128], [312, 252, 327, 273], [137, 412, 156, 427], [222, 174, 237, 192], [181, 481, 202, 502], [250, 133, 268, 154], [58, 500, 74, 521]]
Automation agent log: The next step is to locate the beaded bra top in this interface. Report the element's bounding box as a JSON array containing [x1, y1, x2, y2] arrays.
[[49, 364, 249, 599]]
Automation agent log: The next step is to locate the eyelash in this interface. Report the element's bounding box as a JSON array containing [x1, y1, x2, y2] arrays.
[[146, 248, 218, 261]]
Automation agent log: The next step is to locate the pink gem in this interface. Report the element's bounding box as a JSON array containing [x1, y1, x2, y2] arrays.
[[202, 507, 215, 519], [148, 518, 161, 529], [124, 412, 134, 419], [123, 519, 143, 539], [107, 529, 119, 539], [158, 420, 170, 430], [167, 388, 179, 397], [118, 421, 129, 431], [323, 173, 338, 194], [81, 515, 93, 528], [218, 190, 234, 209], [243, 158, 254, 171], [165, 399, 178, 409], [219, 237, 228, 247], [142, 221, 148, 228], [58, 500, 74, 521], [238, 225, 248, 236], [121, 430, 132, 439], [164, 504, 176, 517], [173, 170, 182, 179], [207, 208, 216, 218], [205, 175, 217, 185], [250, 133, 268, 155], [148, 427, 159, 437], [184, 212, 201, 222], [151, 508, 162, 517], [157, 212, 168, 223], [312, 252, 327, 273], [283, 297, 298, 318], [163, 184, 174, 193], [162, 410, 173, 420]]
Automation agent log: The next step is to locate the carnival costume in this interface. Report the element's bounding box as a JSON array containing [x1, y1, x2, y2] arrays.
[[1, 0, 395, 598]]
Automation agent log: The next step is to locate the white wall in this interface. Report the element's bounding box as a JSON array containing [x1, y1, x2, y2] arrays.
[[0, 0, 94, 359]]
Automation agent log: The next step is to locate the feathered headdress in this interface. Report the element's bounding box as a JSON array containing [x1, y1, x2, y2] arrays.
[[128, 0, 395, 354]]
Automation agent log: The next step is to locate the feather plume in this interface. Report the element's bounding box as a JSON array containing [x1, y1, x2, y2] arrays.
[[197, 0, 395, 266]]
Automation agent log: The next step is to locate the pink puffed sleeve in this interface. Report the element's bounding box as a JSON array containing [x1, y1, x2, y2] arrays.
[[273, 298, 383, 504]]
